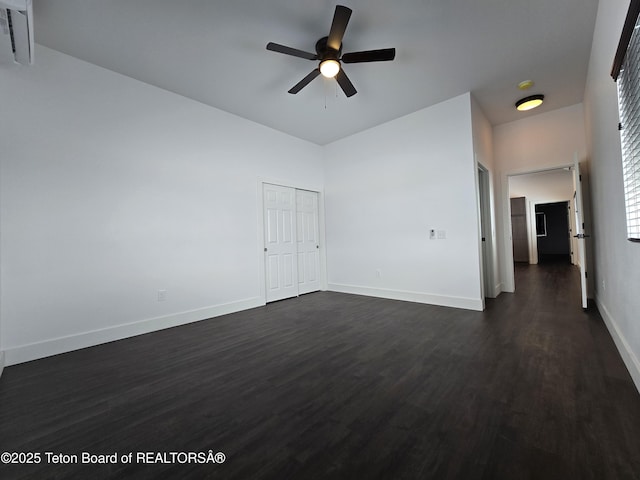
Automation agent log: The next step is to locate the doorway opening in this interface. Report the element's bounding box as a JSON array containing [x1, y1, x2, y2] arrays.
[[506, 167, 578, 273], [535, 201, 571, 264], [477, 164, 495, 302]]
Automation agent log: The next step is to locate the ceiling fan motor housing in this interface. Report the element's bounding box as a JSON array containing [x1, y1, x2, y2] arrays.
[[315, 36, 341, 61]]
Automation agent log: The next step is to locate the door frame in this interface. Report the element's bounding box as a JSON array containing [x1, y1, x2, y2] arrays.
[[256, 178, 327, 304], [533, 200, 572, 264], [502, 161, 579, 293], [476, 163, 496, 304]]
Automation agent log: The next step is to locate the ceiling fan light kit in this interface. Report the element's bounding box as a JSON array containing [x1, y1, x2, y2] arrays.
[[266, 5, 396, 97], [515, 94, 544, 111], [320, 59, 340, 78]]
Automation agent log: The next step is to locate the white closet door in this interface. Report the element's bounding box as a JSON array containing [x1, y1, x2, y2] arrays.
[[264, 184, 298, 302], [296, 189, 320, 295]]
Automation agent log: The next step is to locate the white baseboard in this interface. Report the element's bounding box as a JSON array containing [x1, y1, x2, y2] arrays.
[[596, 295, 640, 394], [328, 283, 483, 311], [4, 297, 264, 366], [485, 283, 502, 299], [0, 351, 5, 379]]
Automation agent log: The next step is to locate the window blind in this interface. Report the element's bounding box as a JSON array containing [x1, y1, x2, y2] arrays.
[[614, 1, 640, 242]]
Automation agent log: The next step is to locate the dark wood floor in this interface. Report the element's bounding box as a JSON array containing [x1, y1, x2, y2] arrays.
[[1, 264, 639, 479]]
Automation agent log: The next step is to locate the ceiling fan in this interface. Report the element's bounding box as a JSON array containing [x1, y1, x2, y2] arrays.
[[266, 5, 395, 97]]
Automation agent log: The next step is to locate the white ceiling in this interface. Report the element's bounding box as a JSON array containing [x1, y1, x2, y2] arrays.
[[31, 0, 599, 145]]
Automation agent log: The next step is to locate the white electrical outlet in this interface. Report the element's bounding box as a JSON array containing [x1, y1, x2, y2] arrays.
[[429, 229, 436, 240], [158, 290, 167, 302], [376, 269, 382, 278], [437, 230, 446, 239]]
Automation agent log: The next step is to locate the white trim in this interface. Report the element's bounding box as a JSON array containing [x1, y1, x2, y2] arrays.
[[596, 295, 640, 394], [4, 297, 264, 366], [476, 161, 496, 303], [328, 283, 484, 311], [256, 176, 323, 195], [0, 351, 5, 379], [475, 162, 486, 309]]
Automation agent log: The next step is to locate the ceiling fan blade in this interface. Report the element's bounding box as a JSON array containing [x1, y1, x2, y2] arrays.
[[327, 5, 352, 51], [336, 69, 357, 97], [288, 69, 321, 94], [267, 42, 317, 60], [342, 48, 396, 63]]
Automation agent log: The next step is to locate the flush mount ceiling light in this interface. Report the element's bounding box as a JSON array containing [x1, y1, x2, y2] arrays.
[[516, 94, 544, 111], [319, 59, 340, 78]]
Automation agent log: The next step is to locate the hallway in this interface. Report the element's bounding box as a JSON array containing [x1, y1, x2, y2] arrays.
[[485, 263, 640, 478]]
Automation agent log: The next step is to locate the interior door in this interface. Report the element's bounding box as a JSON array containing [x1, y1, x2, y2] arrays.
[[510, 197, 529, 263], [296, 190, 321, 295], [572, 159, 588, 309], [264, 184, 298, 302], [478, 167, 491, 299]]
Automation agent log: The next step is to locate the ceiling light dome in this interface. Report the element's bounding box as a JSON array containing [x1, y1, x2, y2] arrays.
[[320, 59, 340, 78], [516, 94, 544, 111]]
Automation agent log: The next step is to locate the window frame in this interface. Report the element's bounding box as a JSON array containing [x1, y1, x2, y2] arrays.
[[611, 0, 640, 243]]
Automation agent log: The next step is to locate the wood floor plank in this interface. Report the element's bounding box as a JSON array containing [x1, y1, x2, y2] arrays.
[[1, 263, 639, 479]]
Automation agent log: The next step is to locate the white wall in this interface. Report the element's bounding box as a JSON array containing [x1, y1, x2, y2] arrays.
[[0, 46, 324, 365], [584, 0, 640, 391], [509, 169, 575, 200], [0, 167, 3, 375], [324, 93, 484, 311], [493, 104, 588, 292]]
